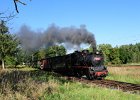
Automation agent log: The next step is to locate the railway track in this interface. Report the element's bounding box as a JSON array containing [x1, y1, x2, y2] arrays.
[[62, 76, 140, 93]]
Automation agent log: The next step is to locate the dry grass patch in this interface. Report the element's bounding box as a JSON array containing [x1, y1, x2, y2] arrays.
[[108, 66, 140, 75], [107, 66, 140, 84]]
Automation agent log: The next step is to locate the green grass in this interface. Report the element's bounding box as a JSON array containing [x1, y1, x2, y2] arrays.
[[41, 82, 140, 100], [0, 68, 140, 100]]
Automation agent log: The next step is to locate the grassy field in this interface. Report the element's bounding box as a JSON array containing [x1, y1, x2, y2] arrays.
[[0, 67, 140, 100], [106, 66, 140, 84]]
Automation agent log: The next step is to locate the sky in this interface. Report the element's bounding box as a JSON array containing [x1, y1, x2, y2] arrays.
[[1, 0, 140, 47]]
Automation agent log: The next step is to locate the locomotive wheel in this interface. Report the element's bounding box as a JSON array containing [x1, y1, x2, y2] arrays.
[[97, 77, 104, 80], [77, 71, 82, 78], [86, 68, 94, 80], [73, 69, 82, 78], [75, 71, 82, 78], [86, 73, 94, 80]]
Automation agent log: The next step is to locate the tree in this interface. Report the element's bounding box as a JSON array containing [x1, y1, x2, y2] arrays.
[[118, 44, 140, 64], [13, 47, 26, 67], [45, 45, 66, 57], [38, 48, 46, 59], [0, 20, 19, 69], [98, 44, 112, 65], [119, 45, 129, 64], [109, 47, 121, 65], [131, 45, 140, 63]]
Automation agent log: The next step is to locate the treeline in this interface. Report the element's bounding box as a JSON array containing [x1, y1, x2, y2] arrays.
[[3, 43, 140, 68], [98, 43, 140, 65]]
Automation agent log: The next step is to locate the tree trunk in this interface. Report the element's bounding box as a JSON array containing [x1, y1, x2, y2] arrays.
[[2, 59, 5, 69]]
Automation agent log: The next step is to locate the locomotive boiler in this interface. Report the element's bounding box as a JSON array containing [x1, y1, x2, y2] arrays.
[[39, 50, 108, 80]]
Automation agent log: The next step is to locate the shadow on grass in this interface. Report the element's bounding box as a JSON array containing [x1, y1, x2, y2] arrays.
[[0, 68, 71, 94]]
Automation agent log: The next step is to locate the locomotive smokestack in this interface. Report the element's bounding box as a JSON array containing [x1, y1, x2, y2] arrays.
[[91, 39, 97, 53], [18, 24, 96, 52]]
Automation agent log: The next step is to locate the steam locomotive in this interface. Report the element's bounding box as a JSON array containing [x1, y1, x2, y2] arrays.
[[38, 50, 108, 80]]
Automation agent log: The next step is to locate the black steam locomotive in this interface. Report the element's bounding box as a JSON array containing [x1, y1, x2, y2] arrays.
[[38, 50, 108, 80]]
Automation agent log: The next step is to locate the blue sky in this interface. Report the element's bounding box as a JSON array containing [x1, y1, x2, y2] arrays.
[[1, 0, 140, 47]]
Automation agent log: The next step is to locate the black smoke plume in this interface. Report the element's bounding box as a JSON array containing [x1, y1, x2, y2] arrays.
[[18, 24, 96, 52]]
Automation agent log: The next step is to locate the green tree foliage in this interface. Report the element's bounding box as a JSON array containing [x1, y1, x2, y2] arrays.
[[0, 20, 19, 69], [98, 43, 140, 65], [131, 45, 140, 63], [119, 45, 131, 64], [136, 43, 140, 51], [19, 51, 35, 66], [45, 45, 66, 57], [37, 48, 46, 59], [5, 56, 15, 65], [109, 47, 121, 65], [98, 44, 112, 65], [13, 47, 28, 66]]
